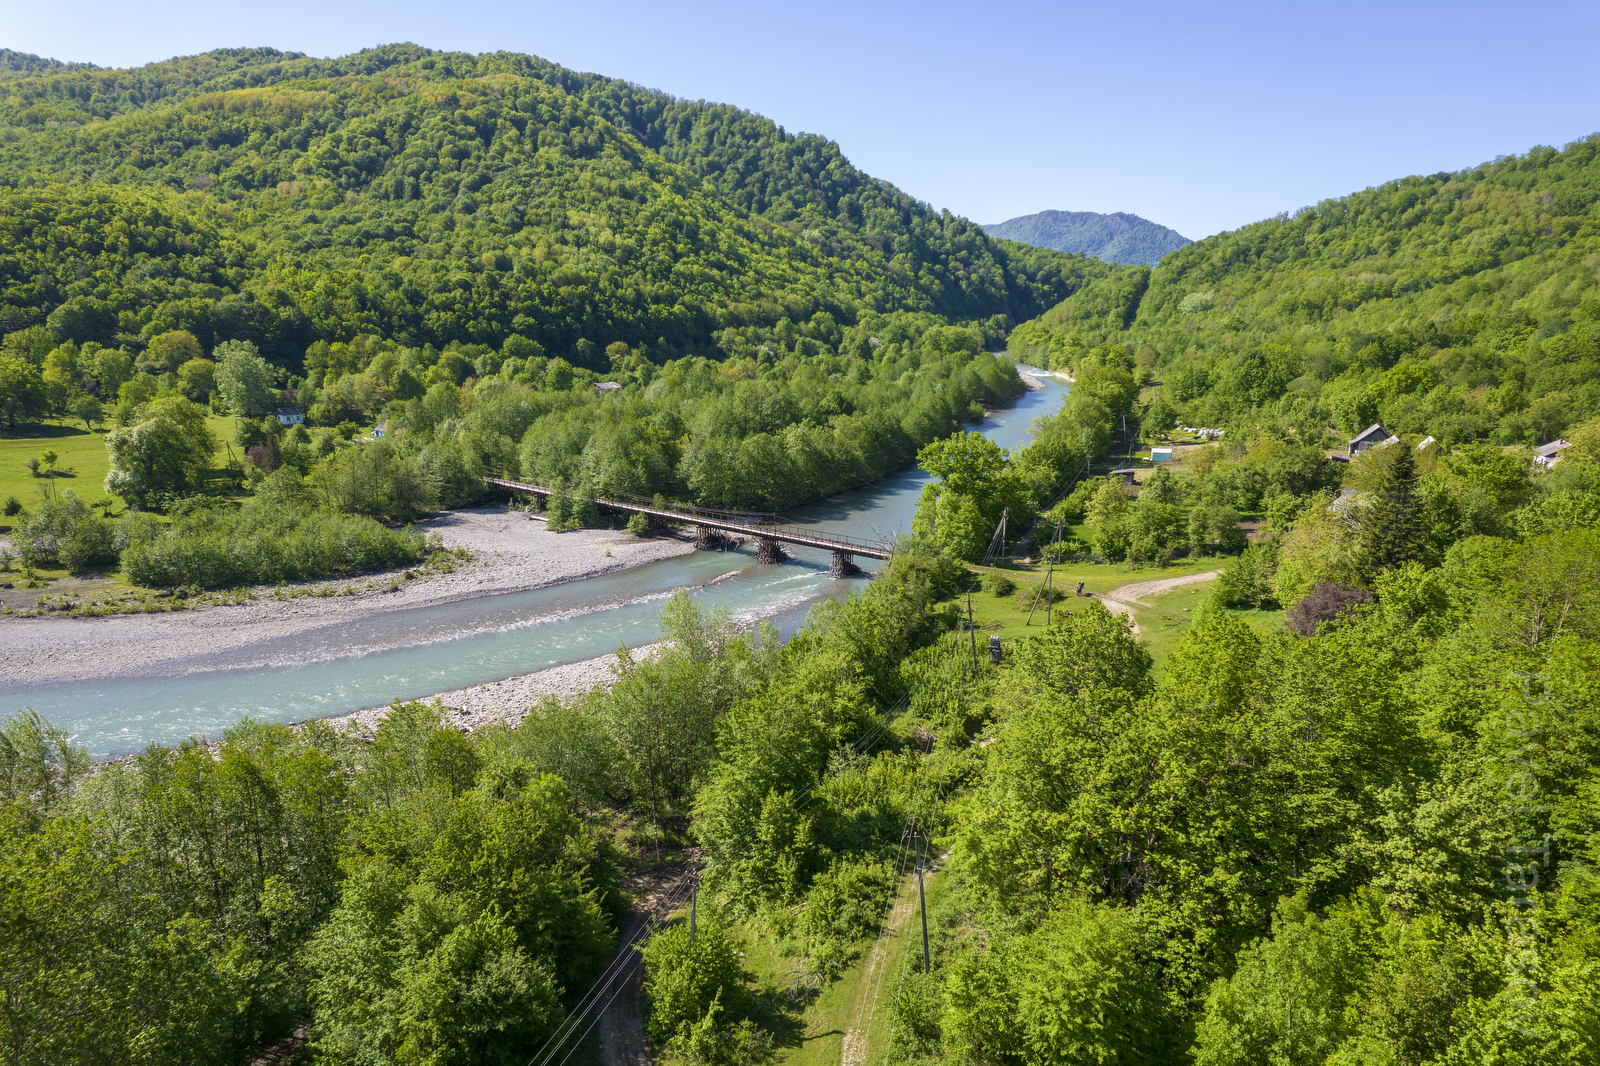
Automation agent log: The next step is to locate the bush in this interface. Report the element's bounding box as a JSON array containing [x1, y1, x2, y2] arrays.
[[12, 493, 117, 573], [2, 495, 20, 517], [640, 919, 750, 1048], [121, 502, 426, 588], [981, 572, 1016, 597], [1285, 580, 1375, 636], [1213, 542, 1280, 609], [800, 858, 894, 947]]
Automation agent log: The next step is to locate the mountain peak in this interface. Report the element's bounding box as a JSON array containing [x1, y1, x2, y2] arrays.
[[984, 209, 1190, 267]]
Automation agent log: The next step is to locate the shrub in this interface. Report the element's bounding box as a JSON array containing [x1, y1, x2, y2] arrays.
[[1285, 580, 1375, 636], [2, 495, 20, 517], [981, 572, 1016, 597], [800, 858, 894, 947], [1213, 542, 1280, 609], [121, 502, 426, 588], [640, 919, 750, 1047], [12, 493, 117, 573]]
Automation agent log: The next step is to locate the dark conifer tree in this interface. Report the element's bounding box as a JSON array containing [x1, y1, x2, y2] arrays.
[[1355, 442, 1424, 583]]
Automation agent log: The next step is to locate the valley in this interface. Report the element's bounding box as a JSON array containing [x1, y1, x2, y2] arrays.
[[1, 40, 1599, 1066]]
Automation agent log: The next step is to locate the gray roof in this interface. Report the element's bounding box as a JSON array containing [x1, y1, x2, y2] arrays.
[[1536, 439, 1569, 457], [1349, 423, 1390, 444]]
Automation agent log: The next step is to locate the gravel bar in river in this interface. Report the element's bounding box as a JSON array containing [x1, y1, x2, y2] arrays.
[[0, 508, 697, 686]]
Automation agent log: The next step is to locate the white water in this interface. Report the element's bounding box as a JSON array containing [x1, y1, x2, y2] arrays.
[[1, 370, 1067, 756]]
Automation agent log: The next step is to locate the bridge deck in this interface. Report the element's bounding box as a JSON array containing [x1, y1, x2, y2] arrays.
[[484, 476, 892, 560]]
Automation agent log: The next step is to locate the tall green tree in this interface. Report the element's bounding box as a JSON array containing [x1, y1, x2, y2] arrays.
[[1356, 442, 1425, 583], [103, 395, 217, 505], [215, 340, 275, 418]]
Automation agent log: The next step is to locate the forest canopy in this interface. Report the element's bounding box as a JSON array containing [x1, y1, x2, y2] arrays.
[[0, 44, 1110, 373], [1010, 136, 1600, 449]]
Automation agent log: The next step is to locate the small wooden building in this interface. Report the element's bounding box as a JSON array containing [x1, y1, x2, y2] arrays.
[[1347, 423, 1392, 456]]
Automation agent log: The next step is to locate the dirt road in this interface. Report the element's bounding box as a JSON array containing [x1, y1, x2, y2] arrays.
[[840, 851, 947, 1066], [1095, 570, 1220, 635], [597, 863, 688, 1066]]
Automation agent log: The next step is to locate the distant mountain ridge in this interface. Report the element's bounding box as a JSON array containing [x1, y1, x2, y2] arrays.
[[983, 209, 1191, 267]]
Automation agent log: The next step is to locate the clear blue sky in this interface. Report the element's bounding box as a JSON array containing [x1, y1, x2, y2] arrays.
[[5, 0, 1598, 239]]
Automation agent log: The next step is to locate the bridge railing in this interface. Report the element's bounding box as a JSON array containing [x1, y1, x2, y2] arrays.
[[485, 472, 778, 524], [483, 473, 893, 557], [741, 522, 894, 555]]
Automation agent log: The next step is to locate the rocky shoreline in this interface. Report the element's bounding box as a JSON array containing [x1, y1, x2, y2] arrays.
[[319, 641, 670, 737], [0, 508, 697, 686]]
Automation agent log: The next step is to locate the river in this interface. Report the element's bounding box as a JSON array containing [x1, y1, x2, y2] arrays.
[[3, 369, 1067, 756]]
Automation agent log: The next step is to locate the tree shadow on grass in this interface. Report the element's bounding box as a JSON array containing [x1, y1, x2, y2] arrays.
[[0, 422, 92, 441]]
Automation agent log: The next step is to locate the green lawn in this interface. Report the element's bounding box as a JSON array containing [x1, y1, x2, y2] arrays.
[[953, 558, 1285, 674], [954, 557, 1221, 643], [0, 414, 241, 514], [1135, 580, 1285, 668]]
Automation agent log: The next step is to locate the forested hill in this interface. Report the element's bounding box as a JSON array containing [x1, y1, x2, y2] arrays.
[[984, 208, 1191, 266], [0, 44, 1107, 370], [1009, 136, 1600, 447], [0, 49, 101, 80]]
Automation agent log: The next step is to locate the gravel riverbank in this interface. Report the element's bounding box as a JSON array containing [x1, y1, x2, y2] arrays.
[[0, 509, 697, 686], [321, 641, 669, 737]]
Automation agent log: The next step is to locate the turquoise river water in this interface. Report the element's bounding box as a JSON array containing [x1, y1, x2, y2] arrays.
[[1, 369, 1067, 756]]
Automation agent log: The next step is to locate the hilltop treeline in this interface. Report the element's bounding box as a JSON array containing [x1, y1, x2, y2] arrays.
[[1010, 136, 1600, 448], [0, 44, 1107, 370]]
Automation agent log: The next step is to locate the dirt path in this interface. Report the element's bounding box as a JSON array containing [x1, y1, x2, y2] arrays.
[[597, 863, 688, 1066], [840, 851, 947, 1066], [1095, 570, 1220, 635]]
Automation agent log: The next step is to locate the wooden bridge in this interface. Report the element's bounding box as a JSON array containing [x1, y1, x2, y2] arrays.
[[484, 475, 893, 576]]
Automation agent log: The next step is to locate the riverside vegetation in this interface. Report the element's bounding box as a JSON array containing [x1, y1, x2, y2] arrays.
[[5, 424, 1600, 1064], [3, 40, 1600, 1066], [0, 43, 1078, 588]]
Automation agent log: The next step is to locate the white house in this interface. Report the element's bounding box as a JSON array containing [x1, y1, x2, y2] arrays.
[[274, 406, 304, 427]]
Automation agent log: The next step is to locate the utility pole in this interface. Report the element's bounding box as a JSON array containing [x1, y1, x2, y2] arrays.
[[1027, 521, 1061, 626], [966, 590, 977, 668], [688, 870, 701, 943], [1046, 520, 1061, 626], [913, 822, 930, 974]]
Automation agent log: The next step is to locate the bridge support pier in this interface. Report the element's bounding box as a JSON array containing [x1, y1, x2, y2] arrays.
[[696, 526, 740, 551], [756, 538, 787, 564], [830, 550, 860, 577]]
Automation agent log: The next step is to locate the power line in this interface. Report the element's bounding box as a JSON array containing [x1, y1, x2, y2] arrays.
[[522, 686, 917, 1066]]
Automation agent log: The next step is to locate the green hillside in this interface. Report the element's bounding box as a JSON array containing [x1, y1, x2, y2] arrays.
[[1009, 138, 1600, 447], [983, 208, 1191, 266], [0, 44, 1108, 371]]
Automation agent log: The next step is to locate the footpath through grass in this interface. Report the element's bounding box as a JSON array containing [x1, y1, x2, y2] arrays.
[[949, 558, 1285, 673], [718, 853, 950, 1066], [1136, 580, 1286, 668], [952, 557, 1220, 643]]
